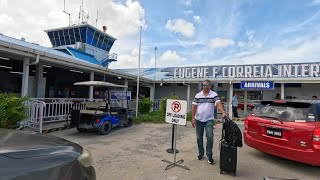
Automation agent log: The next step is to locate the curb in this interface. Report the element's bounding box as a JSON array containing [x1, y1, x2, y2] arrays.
[[233, 118, 245, 121], [42, 126, 72, 134]]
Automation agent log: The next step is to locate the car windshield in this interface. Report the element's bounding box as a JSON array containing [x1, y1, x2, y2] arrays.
[[252, 101, 316, 122]]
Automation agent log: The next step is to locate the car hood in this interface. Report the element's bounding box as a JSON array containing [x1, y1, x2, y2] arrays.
[[0, 129, 82, 159]]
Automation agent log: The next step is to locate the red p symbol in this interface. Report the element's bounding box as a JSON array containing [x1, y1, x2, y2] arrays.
[[172, 101, 181, 113]]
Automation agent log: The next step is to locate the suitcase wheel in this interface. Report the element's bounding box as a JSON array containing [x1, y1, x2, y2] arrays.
[[233, 172, 236, 176], [220, 170, 223, 174]]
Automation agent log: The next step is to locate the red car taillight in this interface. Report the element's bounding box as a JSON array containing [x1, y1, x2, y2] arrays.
[[245, 118, 249, 129], [313, 128, 320, 145]]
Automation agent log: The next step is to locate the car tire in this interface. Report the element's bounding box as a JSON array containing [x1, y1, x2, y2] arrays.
[[124, 117, 133, 127], [77, 128, 87, 132], [99, 121, 112, 135]]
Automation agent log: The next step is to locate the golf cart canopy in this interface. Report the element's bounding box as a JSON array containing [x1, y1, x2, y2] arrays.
[[73, 81, 127, 88]]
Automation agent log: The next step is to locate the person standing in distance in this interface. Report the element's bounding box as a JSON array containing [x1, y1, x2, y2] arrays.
[[232, 93, 240, 118], [192, 80, 228, 164]]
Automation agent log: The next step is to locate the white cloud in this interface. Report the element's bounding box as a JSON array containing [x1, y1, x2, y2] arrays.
[[0, 14, 14, 30], [165, 19, 195, 38], [237, 41, 245, 48], [0, 0, 146, 47], [183, 10, 194, 16], [208, 37, 235, 49], [181, 0, 193, 6], [309, 0, 320, 6], [0, 0, 147, 69], [225, 37, 320, 65], [246, 30, 255, 41], [193, 16, 201, 23], [99, 0, 146, 38], [157, 50, 186, 67]]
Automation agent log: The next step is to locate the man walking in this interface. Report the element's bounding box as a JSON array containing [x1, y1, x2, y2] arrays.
[[192, 80, 228, 164], [232, 93, 240, 118]]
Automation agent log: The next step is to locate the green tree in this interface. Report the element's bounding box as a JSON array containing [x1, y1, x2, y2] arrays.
[[138, 97, 154, 114], [160, 94, 180, 113]]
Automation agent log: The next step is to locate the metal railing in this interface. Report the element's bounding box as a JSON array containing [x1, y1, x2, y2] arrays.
[[22, 98, 231, 133], [21, 99, 46, 133]]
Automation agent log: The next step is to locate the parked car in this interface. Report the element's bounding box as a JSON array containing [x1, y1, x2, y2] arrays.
[[238, 101, 257, 110], [0, 129, 96, 180], [244, 100, 320, 166]]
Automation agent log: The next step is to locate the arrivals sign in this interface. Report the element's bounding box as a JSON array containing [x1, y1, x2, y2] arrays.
[[166, 63, 320, 79], [165, 99, 187, 126], [241, 81, 274, 90]]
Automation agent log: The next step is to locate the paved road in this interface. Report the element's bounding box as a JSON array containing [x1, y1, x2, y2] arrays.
[[51, 122, 320, 180]]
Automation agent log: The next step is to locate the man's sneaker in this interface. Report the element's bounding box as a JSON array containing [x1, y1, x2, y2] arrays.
[[197, 155, 203, 160], [208, 157, 214, 164]]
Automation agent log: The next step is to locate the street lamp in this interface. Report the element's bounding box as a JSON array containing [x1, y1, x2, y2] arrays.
[[135, 26, 142, 117], [154, 47, 158, 81], [154, 47, 158, 67]]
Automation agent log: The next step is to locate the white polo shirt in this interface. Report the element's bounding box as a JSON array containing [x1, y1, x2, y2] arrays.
[[192, 90, 220, 122]]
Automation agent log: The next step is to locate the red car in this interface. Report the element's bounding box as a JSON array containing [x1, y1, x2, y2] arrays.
[[238, 102, 257, 110], [244, 100, 320, 166]]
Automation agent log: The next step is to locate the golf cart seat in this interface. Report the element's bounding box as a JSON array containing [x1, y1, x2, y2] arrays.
[[80, 101, 107, 115], [110, 107, 127, 115]]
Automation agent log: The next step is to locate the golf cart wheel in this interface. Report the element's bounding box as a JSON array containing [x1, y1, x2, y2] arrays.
[[124, 117, 133, 127], [77, 128, 87, 132], [99, 121, 112, 135]]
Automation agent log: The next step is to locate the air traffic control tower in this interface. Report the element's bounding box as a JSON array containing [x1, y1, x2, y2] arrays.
[[45, 24, 117, 67]]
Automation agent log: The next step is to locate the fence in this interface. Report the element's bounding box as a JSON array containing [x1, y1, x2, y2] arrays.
[[23, 98, 230, 133]]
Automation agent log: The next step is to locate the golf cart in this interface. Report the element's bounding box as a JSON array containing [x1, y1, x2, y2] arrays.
[[68, 81, 133, 135]]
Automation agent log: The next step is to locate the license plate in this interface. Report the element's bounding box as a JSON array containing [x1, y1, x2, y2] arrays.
[[266, 128, 282, 138]]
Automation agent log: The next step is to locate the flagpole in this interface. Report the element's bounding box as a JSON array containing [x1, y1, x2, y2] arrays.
[[135, 26, 142, 117]]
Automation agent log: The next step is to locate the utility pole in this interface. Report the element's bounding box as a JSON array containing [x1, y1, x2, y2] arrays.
[[135, 26, 142, 117]]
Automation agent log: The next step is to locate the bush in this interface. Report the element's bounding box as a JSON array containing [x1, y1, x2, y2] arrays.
[[160, 95, 180, 113], [134, 110, 165, 124], [138, 97, 153, 114], [0, 93, 28, 129]]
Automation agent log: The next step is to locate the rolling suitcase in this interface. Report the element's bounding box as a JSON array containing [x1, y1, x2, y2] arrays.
[[219, 140, 237, 176], [219, 118, 238, 176]]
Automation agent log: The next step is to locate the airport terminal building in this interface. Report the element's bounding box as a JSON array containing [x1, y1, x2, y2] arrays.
[[1, 23, 320, 128]]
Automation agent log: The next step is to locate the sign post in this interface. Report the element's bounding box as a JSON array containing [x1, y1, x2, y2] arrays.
[[167, 124, 179, 154], [162, 99, 190, 171]]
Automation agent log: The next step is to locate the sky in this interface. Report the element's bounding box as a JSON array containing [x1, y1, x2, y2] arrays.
[[1, 0, 320, 69]]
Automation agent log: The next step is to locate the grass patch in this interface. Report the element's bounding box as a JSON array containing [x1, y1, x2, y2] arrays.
[[133, 110, 220, 125], [134, 111, 165, 124], [134, 110, 193, 124]]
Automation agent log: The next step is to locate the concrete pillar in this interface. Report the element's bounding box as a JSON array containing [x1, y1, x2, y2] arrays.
[[124, 78, 128, 92], [214, 82, 219, 118], [281, 83, 285, 99], [244, 90, 248, 115], [150, 83, 155, 101], [187, 83, 191, 112], [21, 57, 30, 97], [198, 82, 202, 91], [214, 82, 219, 92], [229, 82, 233, 119], [35, 61, 44, 98], [123, 78, 129, 108], [149, 83, 155, 111], [89, 72, 94, 101]]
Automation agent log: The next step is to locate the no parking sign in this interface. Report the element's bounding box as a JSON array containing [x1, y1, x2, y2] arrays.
[[165, 99, 187, 126]]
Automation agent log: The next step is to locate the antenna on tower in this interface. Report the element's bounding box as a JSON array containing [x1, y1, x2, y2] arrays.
[[96, 10, 98, 27], [63, 0, 71, 26], [79, 0, 90, 24]]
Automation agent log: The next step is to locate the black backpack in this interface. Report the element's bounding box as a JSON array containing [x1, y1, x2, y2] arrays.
[[221, 118, 243, 147]]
